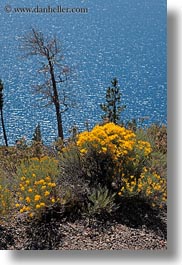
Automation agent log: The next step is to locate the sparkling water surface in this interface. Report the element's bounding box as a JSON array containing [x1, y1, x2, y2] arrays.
[[0, 0, 166, 145]]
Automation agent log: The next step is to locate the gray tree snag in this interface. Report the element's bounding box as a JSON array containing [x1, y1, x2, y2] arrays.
[[22, 28, 70, 140]]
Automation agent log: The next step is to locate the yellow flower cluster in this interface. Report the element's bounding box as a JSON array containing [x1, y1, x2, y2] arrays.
[[118, 170, 167, 208], [136, 140, 152, 156], [16, 173, 58, 218], [77, 123, 151, 160], [16, 156, 59, 218], [0, 182, 13, 217]]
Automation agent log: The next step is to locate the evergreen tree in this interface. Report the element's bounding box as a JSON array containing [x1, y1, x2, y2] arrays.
[[100, 78, 126, 124], [0, 79, 8, 146], [32, 123, 42, 143]]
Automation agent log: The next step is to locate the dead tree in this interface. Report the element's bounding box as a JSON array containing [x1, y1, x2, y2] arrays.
[[22, 28, 70, 140]]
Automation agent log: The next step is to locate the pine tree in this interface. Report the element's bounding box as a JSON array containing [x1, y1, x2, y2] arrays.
[[0, 79, 8, 146], [100, 78, 126, 124], [32, 123, 42, 143]]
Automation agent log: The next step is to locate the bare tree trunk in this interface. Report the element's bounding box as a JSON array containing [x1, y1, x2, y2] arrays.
[[48, 59, 64, 140], [0, 108, 8, 146]]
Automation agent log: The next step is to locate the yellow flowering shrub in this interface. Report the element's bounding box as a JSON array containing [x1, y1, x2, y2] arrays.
[[0, 177, 13, 220], [77, 123, 151, 183], [118, 171, 167, 208], [15, 156, 60, 218], [76, 123, 166, 208]]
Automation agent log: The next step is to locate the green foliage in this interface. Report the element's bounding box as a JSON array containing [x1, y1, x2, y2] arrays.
[[58, 144, 116, 217], [81, 143, 115, 189], [68, 124, 79, 142], [86, 186, 117, 216], [100, 78, 126, 124], [146, 124, 167, 154], [16, 137, 28, 150], [135, 125, 167, 178], [58, 145, 89, 211], [59, 145, 84, 185], [32, 123, 42, 143]]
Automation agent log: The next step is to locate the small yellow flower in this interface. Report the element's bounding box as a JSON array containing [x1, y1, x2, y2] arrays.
[[41, 185, 47, 190], [146, 189, 152, 196], [2, 201, 6, 207], [29, 213, 34, 218], [40, 202, 46, 207], [20, 186, 25, 191], [51, 198, 55, 203], [32, 173, 36, 177], [45, 176, 51, 182], [44, 191, 50, 196], [25, 180, 30, 185], [34, 195, 41, 201], [25, 206, 30, 211], [25, 197, 31, 203], [131, 181, 136, 186], [22, 205, 27, 210], [80, 148, 87, 154], [21, 176, 26, 181], [15, 203, 20, 208], [148, 178, 152, 185], [48, 182, 56, 187], [28, 188, 33, 193], [39, 179, 46, 185], [36, 204, 41, 209], [102, 147, 107, 152]]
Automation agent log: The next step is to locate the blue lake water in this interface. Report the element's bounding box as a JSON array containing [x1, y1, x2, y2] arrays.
[[0, 0, 167, 145]]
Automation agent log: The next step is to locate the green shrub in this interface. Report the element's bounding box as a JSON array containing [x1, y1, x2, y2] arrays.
[[147, 124, 167, 154], [58, 145, 89, 215], [86, 185, 117, 216]]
